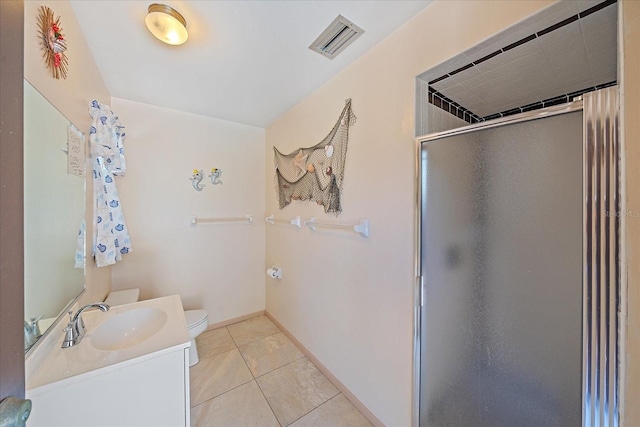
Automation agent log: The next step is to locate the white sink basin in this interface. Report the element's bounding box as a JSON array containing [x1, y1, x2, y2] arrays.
[[91, 307, 168, 351], [26, 295, 190, 392]]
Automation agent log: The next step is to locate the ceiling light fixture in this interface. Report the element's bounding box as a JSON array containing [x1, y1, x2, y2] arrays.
[[145, 3, 188, 46]]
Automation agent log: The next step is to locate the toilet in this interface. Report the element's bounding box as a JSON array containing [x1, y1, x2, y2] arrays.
[[184, 309, 209, 366], [104, 289, 209, 367]]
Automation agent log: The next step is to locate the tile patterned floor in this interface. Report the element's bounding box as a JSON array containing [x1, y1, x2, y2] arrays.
[[189, 315, 372, 427]]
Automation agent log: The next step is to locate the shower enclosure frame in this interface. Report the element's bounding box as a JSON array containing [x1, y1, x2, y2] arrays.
[[413, 86, 620, 427]]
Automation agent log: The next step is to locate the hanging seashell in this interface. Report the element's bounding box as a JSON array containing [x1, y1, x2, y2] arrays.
[[52, 39, 67, 53], [325, 145, 334, 158]]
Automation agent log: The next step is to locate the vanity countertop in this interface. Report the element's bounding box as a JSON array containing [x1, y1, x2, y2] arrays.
[[26, 294, 190, 394]]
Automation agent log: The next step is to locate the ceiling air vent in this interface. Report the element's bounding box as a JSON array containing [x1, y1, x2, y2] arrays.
[[309, 15, 364, 60]]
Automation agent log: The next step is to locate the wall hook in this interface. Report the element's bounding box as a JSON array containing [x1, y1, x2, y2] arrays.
[[209, 168, 223, 185], [189, 169, 205, 191]]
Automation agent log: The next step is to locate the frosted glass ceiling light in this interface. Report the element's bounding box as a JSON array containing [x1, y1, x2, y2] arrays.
[[145, 3, 188, 46]]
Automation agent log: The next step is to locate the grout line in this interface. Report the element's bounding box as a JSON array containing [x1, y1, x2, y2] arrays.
[[233, 330, 282, 348], [226, 315, 281, 347], [243, 319, 287, 426], [265, 311, 384, 427], [237, 343, 256, 379], [226, 325, 241, 348], [253, 376, 284, 427], [252, 351, 306, 380], [256, 353, 308, 379], [191, 331, 236, 362], [224, 321, 254, 377], [286, 391, 342, 426], [254, 355, 340, 426], [234, 331, 290, 379], [231, 320, 333, 425], [190, 375, 255, 409], [287, 393, 372, 427], [195, 313, 365, 426]]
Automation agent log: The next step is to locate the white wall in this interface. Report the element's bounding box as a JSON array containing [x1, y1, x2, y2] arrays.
[[24, 0, 111, 308], [23, 0, 112, 380], [265, 1, 555, 425], [109, 98, 266, 323], [621, 1, 640, 425]]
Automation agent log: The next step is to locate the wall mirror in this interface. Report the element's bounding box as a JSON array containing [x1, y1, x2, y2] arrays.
[[24, 79, 86, 352]]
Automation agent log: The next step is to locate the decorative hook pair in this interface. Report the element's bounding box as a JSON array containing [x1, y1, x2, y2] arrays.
[[189, 168, 223, 192]]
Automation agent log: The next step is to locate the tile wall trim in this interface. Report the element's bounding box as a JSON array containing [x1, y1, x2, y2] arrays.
[[480, 81, 617, 121], [265, 311, 385, 427], [429, 81, 617, 124], [428, 86, 482, 124], [428, 79, 616, 125]]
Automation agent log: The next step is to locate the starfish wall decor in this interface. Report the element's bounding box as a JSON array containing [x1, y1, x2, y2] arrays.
[[38, 5, 69, 79]]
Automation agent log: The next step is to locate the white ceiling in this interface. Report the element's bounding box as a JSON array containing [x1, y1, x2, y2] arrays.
[[69, 1, 431, 128]]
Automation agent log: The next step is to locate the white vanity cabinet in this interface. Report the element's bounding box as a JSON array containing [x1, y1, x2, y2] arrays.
[[25, 295, 191, 427], [27, 347, 190, 426]]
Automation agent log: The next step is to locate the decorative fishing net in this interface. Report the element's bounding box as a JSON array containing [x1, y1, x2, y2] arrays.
[[274, 99, 356, 215]]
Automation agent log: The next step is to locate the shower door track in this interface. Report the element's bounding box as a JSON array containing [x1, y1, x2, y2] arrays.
[[414, 86, 620, 427], [416, 99, 583, 144]]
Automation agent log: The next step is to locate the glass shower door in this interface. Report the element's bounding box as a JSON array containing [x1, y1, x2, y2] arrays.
[[419, 110, 583, 426]]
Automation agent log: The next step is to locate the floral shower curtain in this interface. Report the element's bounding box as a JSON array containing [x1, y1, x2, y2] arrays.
[[89, 100, 132, 267]]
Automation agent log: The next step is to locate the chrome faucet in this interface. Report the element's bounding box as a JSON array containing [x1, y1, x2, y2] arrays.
[[62, 303, 110, 348], [24, 316, 43, 350]]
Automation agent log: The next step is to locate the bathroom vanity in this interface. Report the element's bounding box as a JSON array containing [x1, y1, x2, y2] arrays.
[[25, 295, 191, 427]]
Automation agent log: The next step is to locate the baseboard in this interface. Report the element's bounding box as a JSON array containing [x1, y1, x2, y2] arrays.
[[265, 311, 385, 427], [206, 310, 265, 330]]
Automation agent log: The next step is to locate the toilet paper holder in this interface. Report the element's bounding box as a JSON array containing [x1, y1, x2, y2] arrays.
[[267, 266, 282, 279]]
